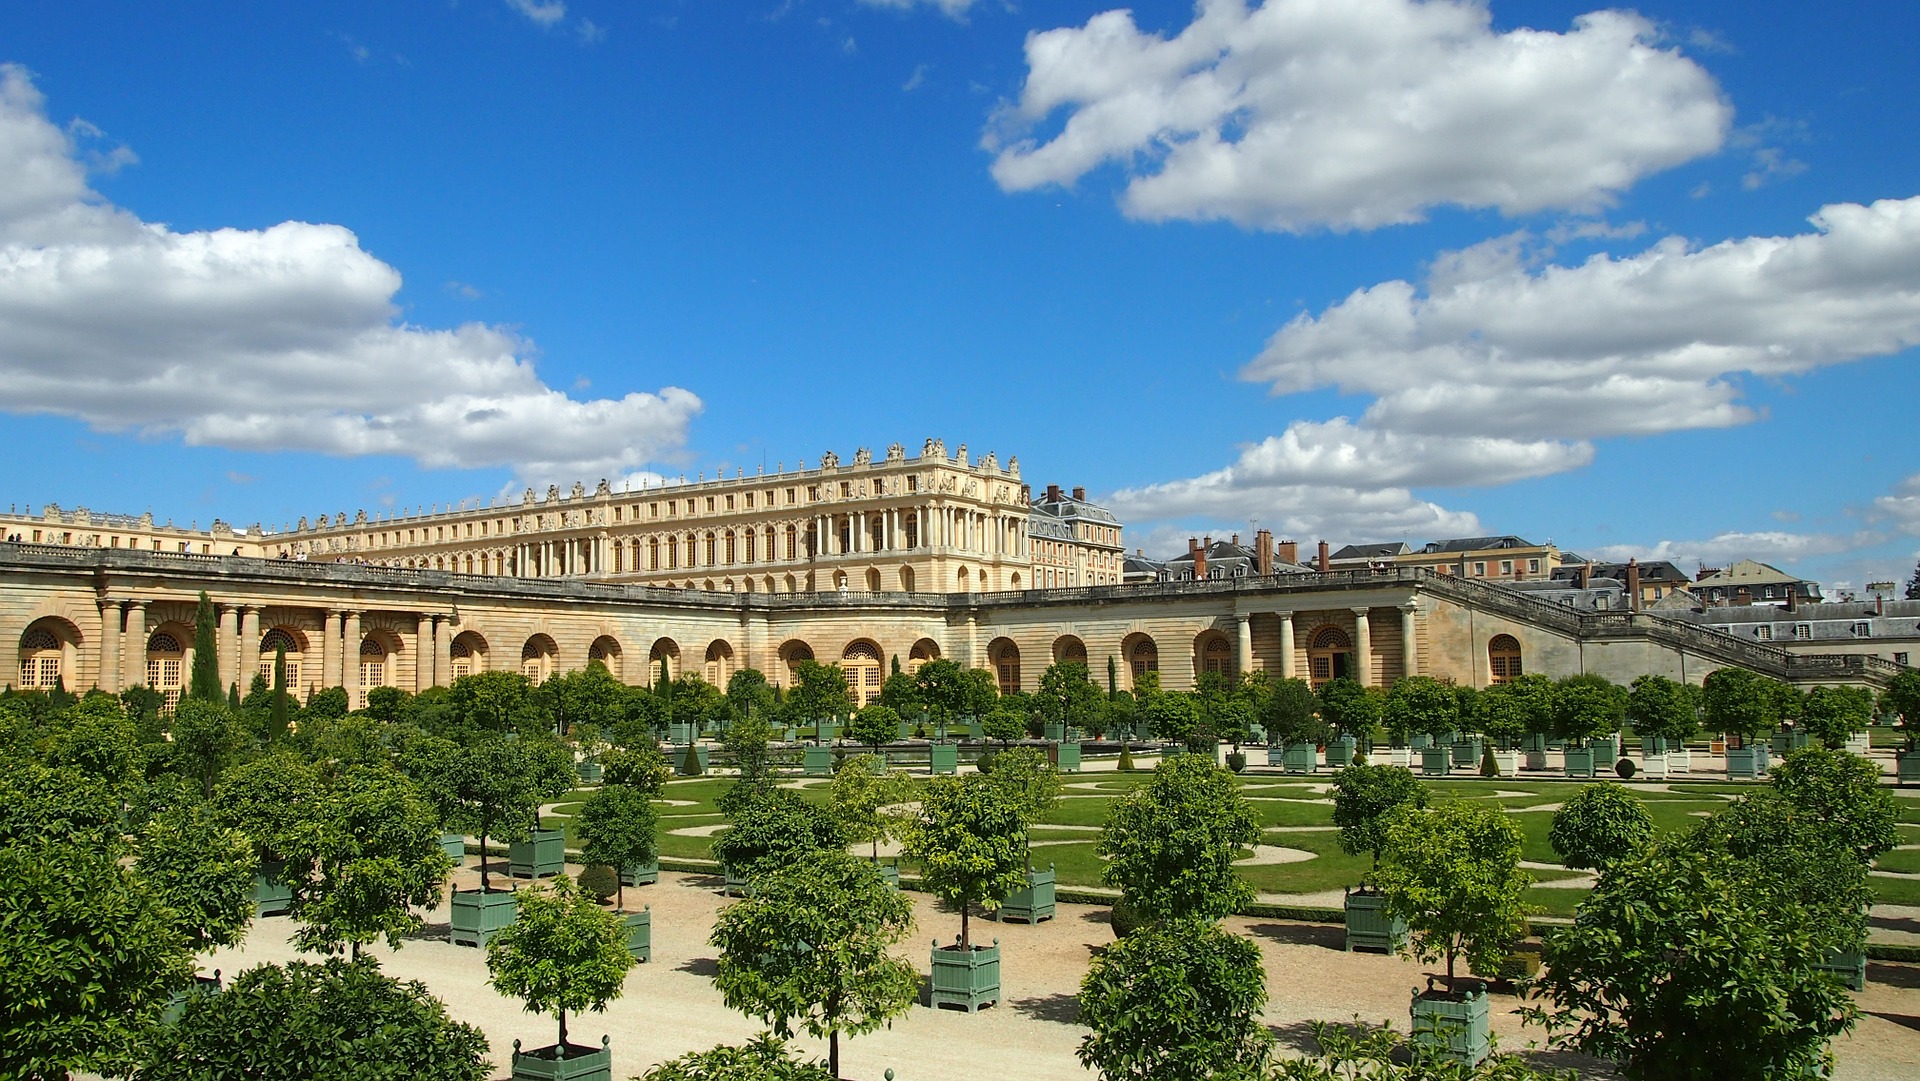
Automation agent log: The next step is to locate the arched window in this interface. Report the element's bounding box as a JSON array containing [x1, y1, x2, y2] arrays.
[[904, 512, 919, 549], [649, 537, 660, 571], [1202, 636, 1233, 675], [843, 641, 883, 706], [359, 637, 389, 693], [257, 628, 304, 690], [900, 566, 916, 593], [780, 641, 815, 685], [705, 640, 735, 686], [146, 631, 185, 711], [522, 635, 558, 683], [589, 636, 623, 680], [865, 568, 881, 592], [990, 638, 1021, 695], [1488, 635, 1523, 684], [908, 638, 939, 673], [1054, 636, 1088, 665], [1307, 627, 1353, 687], [18, 626, 61, 689], [1129, 637, 1158, 680]]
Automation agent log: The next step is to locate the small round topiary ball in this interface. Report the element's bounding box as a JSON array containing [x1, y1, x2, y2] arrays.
[[578, 863, 620, 904]]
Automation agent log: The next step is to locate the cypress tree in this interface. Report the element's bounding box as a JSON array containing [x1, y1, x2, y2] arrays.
[[227, 683, 240, 710], [269, 645, 291, 743], [188, 591, 222, 702], [1108, 656, 1119, 697]]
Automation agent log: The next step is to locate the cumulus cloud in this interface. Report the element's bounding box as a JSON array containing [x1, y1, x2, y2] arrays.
[[1244, 195, 1920, 441], [1584, 530, 1879, 571], [1871, 475, 1920, 536], [985, 0, 1729, 232], [505, 0, 567, 29], [0, 65, 700, 485], [860, 0, 979, 19]]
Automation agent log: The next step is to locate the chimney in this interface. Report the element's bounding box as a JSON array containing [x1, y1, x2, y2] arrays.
[[1189, 537, 1207, 580], [1734, 586, 1752, 607], [1255, 529, 1273, 576], [1231, 533, 1240, 546], [1575, 563, 1591, 589], [1071, 486, 1086, 502], [1277, 539, 1298, 565], [1046, 484, 1062, 503], [1785, 586, 1797, 613], [1625, 558, 1642, 612], [1877, 594, 1885, 616], [1316, 540, 1331, 573]]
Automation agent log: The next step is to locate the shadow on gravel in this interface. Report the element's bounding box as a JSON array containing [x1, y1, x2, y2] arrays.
[[1869, 961, 1920, 989], [407, 921, 452, 942], [1870, 914, 1920, 935], [676, 956, 718, 978], [1245, 920, 1345, 951], [1010, 992, 1080, 1026], [1868, 1010, 1920, 1034]]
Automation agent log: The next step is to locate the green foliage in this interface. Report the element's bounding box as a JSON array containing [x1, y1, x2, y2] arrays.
[[710, 849, 918, 1079], [1377, 802, 1531, 982], [847, 702, 899, 750], [1139, 691, 1200, 746], [830, 753, 916, 861], [725, 668, 779, 727], [1883, 669, 1920, 746], [1700, 667, 1782, 741], [1258, 676, 1321, 744], [1548, 782, 1653, 871], [1770, 745, 1900, 864], [0, 839, 193, 1080], [1474, 681, 1536, 746], [416, 735, 544, 890], [0, 757, 124, 849], [577, 863, 620, 903], [290, 766, 454, 956], [540, 662, 629, 737], [269, 646, 291, 743], [1270, 1019, 1575, 1080], [638, 1034, 834, 1081], [875, 670, 922, 719], [1479, 743, 1498, 777], [486, 874, 634, 1048], [1551, 674, 1625, 747], [786, 661, 854, 729], [189, 591, 223, 704], [1098, 754, 1260, 921], [1317, 677, 1380, 741], [1799, 685, 1875, 747], [1076, 917, 1271, 1081], [904, 774, 1030, 948], [710, 788, 845, 882], [1527, 832, 1858, 1081], [1036, 660, 1105, 734], [303, 686, 350, 722], [670, 673, 728, 733], [981, 745, 1062, 826], [1117, 745, 1136, 771], [1330, 763, 1428, 869], [138, 802, 256, 954], [446, 670, 541, 735], [980, 703, 1028, 745], [170, 698, 251, 797], [911, 658, 966, 723], [1625, 674, 1699, 745], [599, 744, 669, 795], [575, 783, 658, 910], [212, 752, 325, 864], [143, 956, 489, 1081], [680, 741, 705, 776], [1382, 676, 1458, 741]]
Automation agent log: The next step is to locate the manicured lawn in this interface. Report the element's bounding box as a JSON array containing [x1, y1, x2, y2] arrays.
[[1876, 849, 1920, 874]]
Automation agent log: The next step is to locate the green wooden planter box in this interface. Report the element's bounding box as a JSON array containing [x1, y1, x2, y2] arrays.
[[1410, 979, 1491, 1067], [930, 742, 958, 774], [783, 726, 799, 742], [1266, 744, 1285, 766], [803, 746, 834, 776], [1043, 722, 1067, 742], [816, 720, 838, 743], [1727, 746, 1763, 780], [667, 721, 695, 746], [252, 860, 294, 917], [511, 1037, 612, 1081], [929, 941, 1000, 1012], [1048, 741, 1082, 771], [439, 832, 468, 866], [574, 759, 602, 784], [877, 862, 901, 889], [966, 719, 983, 740], [1284, 742, 1318, 774], [1450, 737, 1482, 767], [450, 887, 519, 947], [998, 864, 1056, 923], [509, 828, 567, 879], [722, 864, 751, 897], [622, 907, 652, 963], [1595, 734, 1622, 770], [161, 971, 222, 1026], [1410, 733, 1433, 749], [1326, 735, 1358, 769], [897, 721, 913, 740], [1817, 947, 1866, 991], [1343, 886, 1405, 954], [1420, 747, 1451, 776], [619, 858, 659, 887], [1899, 750, 1920, 784], [1642, 736, 1669, 755], [1564, 748, 1596, 778]]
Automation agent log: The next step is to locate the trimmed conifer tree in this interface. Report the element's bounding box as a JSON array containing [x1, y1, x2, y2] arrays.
[[269, 645, 291, 744], [188, 592, 222, 703]]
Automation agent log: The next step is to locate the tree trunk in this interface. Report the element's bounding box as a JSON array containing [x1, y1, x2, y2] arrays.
[[959, 894, 970, 950], [616, 879, 625, 913], [558, 1007, 568, 1049], [830, 1030, 840, 1081], [479, 828, 490, 892]]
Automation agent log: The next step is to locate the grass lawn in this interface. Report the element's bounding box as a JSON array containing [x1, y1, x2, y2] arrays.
[[1876, 849, 1920, 874]]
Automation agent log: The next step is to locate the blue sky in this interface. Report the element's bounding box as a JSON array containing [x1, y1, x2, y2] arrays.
[[1, 0, 1917, 591]]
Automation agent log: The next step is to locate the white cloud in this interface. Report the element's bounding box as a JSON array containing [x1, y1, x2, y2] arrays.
[[1872, 475, 1920, 537], [505, 0, 567, 29], [1244, 195, 1920, 442], [0, 65, 701, 485], [1584, 530, 1877, 571], [860, 0, 979, 19], [986, 0, 1729, 232]]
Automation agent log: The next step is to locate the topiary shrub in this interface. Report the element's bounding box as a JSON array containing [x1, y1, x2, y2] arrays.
[[1109, 895, 1148, 938], [1615, 757, 1637, 779], [975, 750, 998, 775], [1349, 750, 1368, 768], [1117, 746, 1136, 772], [1480, 743, 1499, 778], [681, 742, 704, 777], [1225, 751, 1246, 773], [578, 863, 620, 904]]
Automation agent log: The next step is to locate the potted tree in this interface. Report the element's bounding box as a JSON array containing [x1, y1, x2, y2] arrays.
[[1376, 802, 1531, 1067], [709, 848, 918, 1080], [487, 874, 634, 1081], [1885, 670, 1920, 784], [426, 736, 543, 946], [1773, 746, 1900, 990], [848, 703, 900, 766], [1330, 763, 1427, 953], [1097, 753, 1260, 929], [982, 747, 1063, 923], [210, 753, 323, 919], [289, 765, 455, 958], [1259, 677, 1317, 768], [1627, 674, 1698, 780], [830, 753, 916, 888], [1450, 685, 1484, 770], [903, 774, 1029, 1012], [709, 788, 845, 897], [136, 803, 255, 1022], [1547, 782, 1652, 874], [1802, 686, 1875, 756], [1475, 683, 1527, 776], [1384, 677, 1456, 778], [1316, 678, 1376, 773], [1552, 675, 1625, 779], [1077, 917, 1273, 1080], [575, 780, 659, 959], [1702, 667, 1781, 780]]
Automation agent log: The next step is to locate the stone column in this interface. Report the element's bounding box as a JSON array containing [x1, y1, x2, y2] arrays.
[[436, 615, 453, 687], [219, 604, 241, 694], [124, 602, 147, 689], [1351, 607, 1373, 687], [1236, 614, 1253, 677], [1278, 611, 1295, 681], [97, 599, 120, 694], [343, 611, 363, 708], [322, 610, 343, 689], [416, 613, 435, 692], [1399, 604, 1419, 678], [240, 606, 261, 689]]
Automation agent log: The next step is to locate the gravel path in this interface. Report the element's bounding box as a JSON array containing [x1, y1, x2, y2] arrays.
[[194, 866, 1920, 1081]]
